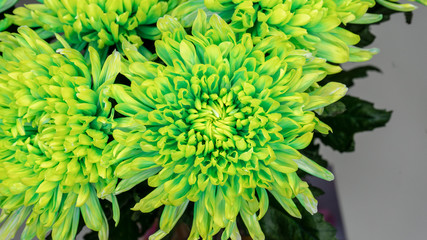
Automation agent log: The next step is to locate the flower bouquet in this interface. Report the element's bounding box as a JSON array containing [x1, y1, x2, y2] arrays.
[[0, 0, 424, 239]]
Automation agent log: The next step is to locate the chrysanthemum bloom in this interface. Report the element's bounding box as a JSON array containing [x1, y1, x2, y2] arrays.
[[104, 11, 346, 239], [172, 0, 379, 64], [7, 0, 180, 57], [0, 27, 120, 240]]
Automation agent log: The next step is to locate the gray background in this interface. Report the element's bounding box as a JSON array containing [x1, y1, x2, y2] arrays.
[[320, 7, 427, 240]]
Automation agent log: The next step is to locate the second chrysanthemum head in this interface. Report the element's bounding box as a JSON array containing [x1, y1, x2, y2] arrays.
[[0, 27, 121, 240], [171, 0, 379, 64], [103, 11, 347, 239], [8, 0, 182, 57]]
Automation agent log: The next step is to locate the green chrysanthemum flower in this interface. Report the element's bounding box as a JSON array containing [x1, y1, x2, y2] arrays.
[[104, 11, 346, 239], [172, 0, 379, 64], [7, 0, 182, 56], [0, 27, 121, 240]]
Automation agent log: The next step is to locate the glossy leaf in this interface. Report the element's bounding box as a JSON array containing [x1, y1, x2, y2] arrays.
[[318, 96, 392, 152]]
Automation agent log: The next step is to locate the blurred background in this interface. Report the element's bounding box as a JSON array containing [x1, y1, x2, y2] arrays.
[[319, 8, 427, 240]]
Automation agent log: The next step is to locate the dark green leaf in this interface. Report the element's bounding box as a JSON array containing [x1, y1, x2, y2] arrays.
[[261, 200, 337, 240], [322, 65, 381, 88], [317, 96, 392, 152], [321, 101, 346, 118]]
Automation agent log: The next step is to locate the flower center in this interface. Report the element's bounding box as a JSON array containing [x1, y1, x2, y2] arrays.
[[189, 99, 238, 141]]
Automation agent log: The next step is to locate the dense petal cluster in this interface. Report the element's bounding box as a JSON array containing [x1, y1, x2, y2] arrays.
[[173, 0, 380, 64], [8, 0, 180, 55], [0, 27, 120, 240], [104, 11, 346, 239]]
